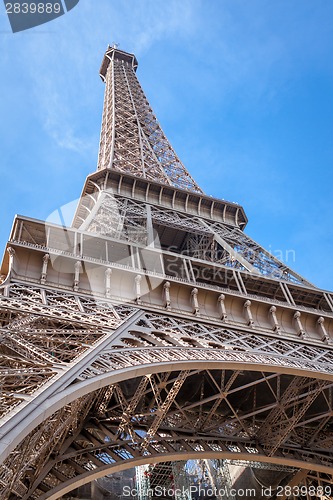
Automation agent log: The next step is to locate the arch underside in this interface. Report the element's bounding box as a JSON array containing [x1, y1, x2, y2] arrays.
[[1, 300, 333, 499], [2, 363, 333, 499]]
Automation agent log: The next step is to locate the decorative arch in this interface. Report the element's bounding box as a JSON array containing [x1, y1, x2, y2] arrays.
[[2, 361, 332, 499]]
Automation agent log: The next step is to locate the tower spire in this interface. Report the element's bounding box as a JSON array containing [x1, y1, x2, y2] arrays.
[[97, 45, 203, 193], [0, 44, 332, 499]]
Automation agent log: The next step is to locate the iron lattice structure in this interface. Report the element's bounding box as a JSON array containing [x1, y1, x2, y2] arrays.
[[0, 46, 333, 500], [97, 47, 202, 193]]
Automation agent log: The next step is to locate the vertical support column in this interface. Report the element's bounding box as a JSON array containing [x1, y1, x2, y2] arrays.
[[105, 268, 112, 298], [74, 261, 82, 292], [7, 247, 15, 270], [218, 294, 228, 322], [135, 275, 142, 304], [317, 317, 329, 343], [163, 281, 171, 310], [3, 247, 15, 296], [74, 231, 78, 257], [146, 204, 155, 248], [41, 254, 50, 285], [191, 287, 200, 315], [269, 306, 280, 333], [294, 311, 306, 339], [244, 300, 254, 327]]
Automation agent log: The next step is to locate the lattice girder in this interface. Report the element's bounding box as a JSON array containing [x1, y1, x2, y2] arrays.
[[1, 298, 333, 498], [97, 47, 202, 193], [5, 380, 333, 499], [73, 189, 312, 286]]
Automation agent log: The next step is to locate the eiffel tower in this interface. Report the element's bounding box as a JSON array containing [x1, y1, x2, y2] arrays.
[[0, 45, 333, 500]]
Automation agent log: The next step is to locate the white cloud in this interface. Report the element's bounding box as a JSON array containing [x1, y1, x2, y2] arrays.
[[7, 0, 200, 154]]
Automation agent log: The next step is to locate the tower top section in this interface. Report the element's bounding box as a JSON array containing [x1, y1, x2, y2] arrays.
[[97, 45, 203, 193], [99, 45, 138, 81]]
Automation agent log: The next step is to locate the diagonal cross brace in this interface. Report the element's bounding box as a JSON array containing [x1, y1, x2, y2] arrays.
[[258, 378, 328, 456], [141, 370, 190, 450]]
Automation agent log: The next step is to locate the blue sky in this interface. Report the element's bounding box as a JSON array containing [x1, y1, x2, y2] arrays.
[[0, 0, 332, 289]]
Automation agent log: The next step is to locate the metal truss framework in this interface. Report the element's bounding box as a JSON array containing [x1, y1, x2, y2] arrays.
[[136, 461, 189, 500], [0, 285, 333, 498], [0, 45, 333, 500], [97, 46, 202, 193], [79, 191, 313, 285]]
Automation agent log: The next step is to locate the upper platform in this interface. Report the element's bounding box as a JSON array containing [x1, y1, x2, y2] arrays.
[[72, 169, 248, 230], [99, 45, 138, 81]]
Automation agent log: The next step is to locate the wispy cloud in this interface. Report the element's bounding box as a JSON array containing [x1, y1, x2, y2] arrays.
[[7, 0, 201, 154], [30, 73, 85, 152], [126, 0, 200, 53]]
